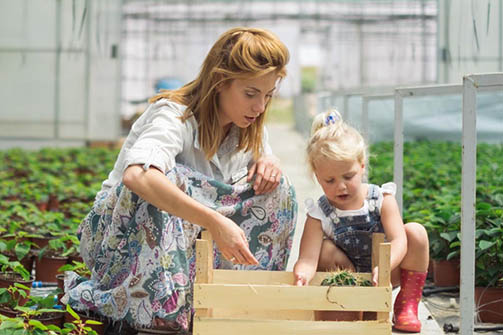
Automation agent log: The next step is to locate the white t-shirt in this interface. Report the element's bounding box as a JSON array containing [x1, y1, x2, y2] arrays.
[[99, 98, 272, 195], [304, 182, 397, 237]]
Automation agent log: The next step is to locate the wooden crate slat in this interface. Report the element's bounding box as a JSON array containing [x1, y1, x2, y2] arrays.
[[213, 269, 371, 285], [193, 317, 391, 335], [194, 284, 391, 311], [211, 308, 314, 320]]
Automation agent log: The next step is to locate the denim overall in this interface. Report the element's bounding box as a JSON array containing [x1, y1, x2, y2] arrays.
[[318, 184, 385, 272]]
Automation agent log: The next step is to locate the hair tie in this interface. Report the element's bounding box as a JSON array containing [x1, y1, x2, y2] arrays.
[[324, 111, 341, 126]]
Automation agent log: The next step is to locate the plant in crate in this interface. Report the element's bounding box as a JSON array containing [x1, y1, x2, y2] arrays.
[[316, 269, 372, 321]]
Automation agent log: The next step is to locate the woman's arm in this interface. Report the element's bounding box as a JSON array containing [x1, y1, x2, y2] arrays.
[[380, 194, 408, 271], [293, 216, 324, 286], [123, 164, 258, 265]]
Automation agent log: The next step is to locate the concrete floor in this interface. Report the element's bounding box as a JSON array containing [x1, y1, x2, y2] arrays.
[[267, 122, 444, 335]]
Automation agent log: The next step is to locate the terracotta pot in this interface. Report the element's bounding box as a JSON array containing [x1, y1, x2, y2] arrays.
[[64, 310, 107, 335], [0, 272, 34, 306], [475, 286, 503, 323], [315, 310, 363, 321], [433, 259, 460, 287], [35, 255, 69, 282]]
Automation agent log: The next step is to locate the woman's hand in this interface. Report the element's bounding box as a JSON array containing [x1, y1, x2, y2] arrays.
[[209, 212, 258, 265], [293, 261, 315, 286], [247, 155, 282, 195]]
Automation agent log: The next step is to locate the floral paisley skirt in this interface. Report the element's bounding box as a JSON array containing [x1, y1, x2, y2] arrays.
[[63, 164, 297, 331]]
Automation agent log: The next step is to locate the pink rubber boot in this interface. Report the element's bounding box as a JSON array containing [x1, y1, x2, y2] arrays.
[[393, 269, 427, 333]]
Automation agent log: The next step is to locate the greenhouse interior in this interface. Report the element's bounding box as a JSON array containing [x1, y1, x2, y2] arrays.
[[0, 0, 502, 334]]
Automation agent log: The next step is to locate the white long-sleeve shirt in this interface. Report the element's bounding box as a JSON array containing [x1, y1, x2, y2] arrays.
[[98, 98, 272, 196]]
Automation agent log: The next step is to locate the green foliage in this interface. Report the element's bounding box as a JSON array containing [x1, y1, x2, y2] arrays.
[[368, 141, 503, 287], [58, 261, 91, 278]]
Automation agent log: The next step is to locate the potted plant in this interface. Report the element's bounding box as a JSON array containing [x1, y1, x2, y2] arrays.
[[0, 231, 36, 273], [0, 255, 33, 307], [473, 203, 503, 323], [316, 269, 372, 321], [34, 238, 70, 283], [0, 283, 32, 316]]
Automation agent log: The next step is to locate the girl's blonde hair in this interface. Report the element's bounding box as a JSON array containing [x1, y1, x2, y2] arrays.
[[149, 27, 290, 160], [307, 109, 367, 174]]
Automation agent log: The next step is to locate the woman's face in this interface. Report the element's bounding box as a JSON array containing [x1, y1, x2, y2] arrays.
[[217, 71, 279, 130]]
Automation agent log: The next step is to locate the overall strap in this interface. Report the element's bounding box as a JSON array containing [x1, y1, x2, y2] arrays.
[[367, 184, 381, 214], [318, 195, 335, 218]]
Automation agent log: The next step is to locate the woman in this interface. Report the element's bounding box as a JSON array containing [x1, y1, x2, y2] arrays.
[[64, 27, 297, 333]]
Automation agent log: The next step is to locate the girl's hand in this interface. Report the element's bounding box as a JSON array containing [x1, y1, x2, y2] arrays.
[[293, 261, 315, 286], [372, 266, 379, 286], [247, 155, 282, 195], [209, 213, 258, 265]]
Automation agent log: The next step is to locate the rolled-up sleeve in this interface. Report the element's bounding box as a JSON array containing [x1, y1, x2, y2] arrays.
[[123, 106, 184, 174]]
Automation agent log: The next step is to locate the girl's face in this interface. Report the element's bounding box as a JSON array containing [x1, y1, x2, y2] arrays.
[[217, 71, 279, 130], [314, 158, 365, 210]]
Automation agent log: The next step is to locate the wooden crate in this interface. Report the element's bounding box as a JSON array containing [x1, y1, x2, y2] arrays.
[[193, 231, 392, 335]]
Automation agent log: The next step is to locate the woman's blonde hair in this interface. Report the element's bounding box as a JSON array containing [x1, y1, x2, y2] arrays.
[[149, 27, 289, 160], [307, 109, 367, 174]]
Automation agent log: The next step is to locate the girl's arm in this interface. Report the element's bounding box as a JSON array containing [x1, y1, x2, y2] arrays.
[[293, 216, 324, 286], [123, 164, 258, 265], [380, 193, 408, 272]]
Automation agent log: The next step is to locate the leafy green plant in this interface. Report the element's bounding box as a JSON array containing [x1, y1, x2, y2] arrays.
[[0, 283, 31, 310], [62, 304, 101, 335], [0, 231, 37, 262], [321, 269, 372, 287], [58, 261, 91, 279], [0, 254, 31, 281]]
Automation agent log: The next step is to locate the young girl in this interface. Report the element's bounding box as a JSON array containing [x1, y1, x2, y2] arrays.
[[293, 110, 429, 333]]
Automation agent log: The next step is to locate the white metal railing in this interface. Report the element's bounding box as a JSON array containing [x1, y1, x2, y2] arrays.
[[393, 84, 462, 213], [460, 73, 503, 335]]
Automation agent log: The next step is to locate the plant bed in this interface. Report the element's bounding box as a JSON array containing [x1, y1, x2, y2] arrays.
[[192, 232, 392, 335]]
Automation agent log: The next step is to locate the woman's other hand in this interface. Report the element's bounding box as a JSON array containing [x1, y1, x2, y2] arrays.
[[247, 155, 282, 195], [209, 212, 258, 265]]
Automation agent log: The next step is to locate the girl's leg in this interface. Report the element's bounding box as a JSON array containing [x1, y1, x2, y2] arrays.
[[317, 239, 355, 272], [393, 222, 429, 333]]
